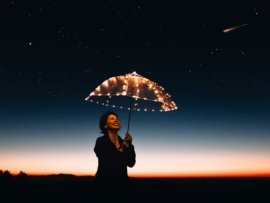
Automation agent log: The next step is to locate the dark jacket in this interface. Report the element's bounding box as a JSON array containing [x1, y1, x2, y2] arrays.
[[94, 135, 136, 182]]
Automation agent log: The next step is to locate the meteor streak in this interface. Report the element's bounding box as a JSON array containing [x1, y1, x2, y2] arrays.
[[223, 23, 247, 33]]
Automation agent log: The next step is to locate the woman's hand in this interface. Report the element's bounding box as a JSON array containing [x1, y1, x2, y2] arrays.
[[122, 132, 132, 148]]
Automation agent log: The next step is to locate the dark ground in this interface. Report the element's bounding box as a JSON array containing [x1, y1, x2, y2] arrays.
[[1, 175, 270, 203]]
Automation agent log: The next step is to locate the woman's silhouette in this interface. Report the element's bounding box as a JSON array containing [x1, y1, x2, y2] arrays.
[[93, 111, 136, 194]]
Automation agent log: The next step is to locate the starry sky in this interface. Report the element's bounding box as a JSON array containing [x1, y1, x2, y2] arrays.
[[1, 1, 270, 177]]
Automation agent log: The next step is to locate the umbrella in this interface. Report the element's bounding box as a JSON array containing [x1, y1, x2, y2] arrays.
[[85, 71, 178, 132]]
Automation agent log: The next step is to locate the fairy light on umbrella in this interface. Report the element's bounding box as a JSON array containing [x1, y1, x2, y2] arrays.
[[85, 71, 178, 132]]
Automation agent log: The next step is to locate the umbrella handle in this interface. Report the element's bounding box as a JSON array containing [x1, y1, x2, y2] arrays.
[[126, 97, 133, 133]]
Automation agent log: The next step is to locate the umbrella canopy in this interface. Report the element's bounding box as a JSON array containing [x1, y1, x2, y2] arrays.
[[85, 71, 178, 112], [85, 71, 178, 132]]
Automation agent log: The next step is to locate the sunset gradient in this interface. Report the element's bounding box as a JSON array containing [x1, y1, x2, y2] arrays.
[[1, 0, 269, 180], [2, 109, 270, 178]]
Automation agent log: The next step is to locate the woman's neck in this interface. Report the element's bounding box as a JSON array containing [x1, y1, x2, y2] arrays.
[[107, 130, 118, 141], [107, 130, 121, 149], [107, 129, 118, 136]]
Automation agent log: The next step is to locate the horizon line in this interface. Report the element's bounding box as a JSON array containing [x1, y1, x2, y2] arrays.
[[7, 173, 270, 179]]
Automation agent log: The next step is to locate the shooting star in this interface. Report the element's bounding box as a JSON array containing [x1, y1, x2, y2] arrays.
[[223, 23, 247, 33]]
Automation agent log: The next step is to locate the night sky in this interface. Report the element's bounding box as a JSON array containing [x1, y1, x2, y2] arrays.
[[1, 1, 270, 177]]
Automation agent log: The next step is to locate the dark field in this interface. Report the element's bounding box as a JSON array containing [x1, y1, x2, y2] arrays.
[[1, 175, 270, 203]]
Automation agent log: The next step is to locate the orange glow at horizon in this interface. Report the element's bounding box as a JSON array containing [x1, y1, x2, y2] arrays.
[[2, 149, 270, 178], [9, 170, 270, 178]]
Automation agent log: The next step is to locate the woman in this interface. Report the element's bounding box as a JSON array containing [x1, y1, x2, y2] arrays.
[[93, 111, 136, 192]]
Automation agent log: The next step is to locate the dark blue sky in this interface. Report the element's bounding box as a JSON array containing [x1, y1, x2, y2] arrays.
[[1, 0, 270, 176]]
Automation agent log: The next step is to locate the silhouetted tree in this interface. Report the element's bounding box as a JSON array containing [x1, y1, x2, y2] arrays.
[[0, 170, 13, 190], [3, 170, 13, 182], [16, 171, 28, 183]]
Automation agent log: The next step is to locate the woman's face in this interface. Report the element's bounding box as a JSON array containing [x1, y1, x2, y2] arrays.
[[106, 114, 121, 131]]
